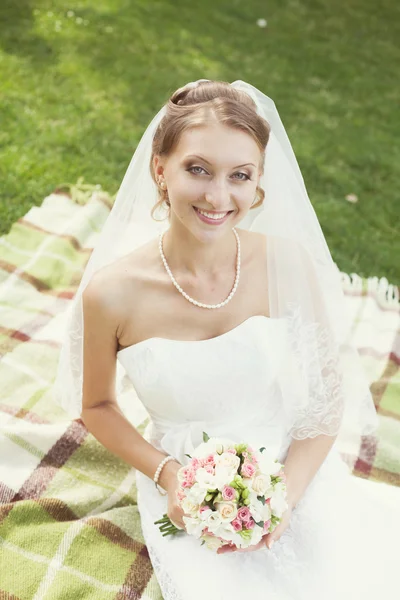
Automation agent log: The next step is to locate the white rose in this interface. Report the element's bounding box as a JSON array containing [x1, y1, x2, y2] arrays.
[[204, 510, 223, 534], [201, 534, 224, 551], [195, 468, 218, 490], [215, 501, 238, 523], [211, 523, 240, 545], [235, 524, 264, 549], [191, 442, 211, 459], [182, 515, 204, 538], [181, 497, 200, 517], [199, 507, 212, 521], [186, 483, 207, 504], [214, 452, 241, 472], [255, 451, 282, 476], [269, 482, 288, 518], [259, 501, 272, 521], [192, 437, 235, 459], [249, 497, 265, 523], [214, 465, 237, 490], [250, 524, 264, 547], [252, 474, 271, 496], [265, 502, 273, 520]]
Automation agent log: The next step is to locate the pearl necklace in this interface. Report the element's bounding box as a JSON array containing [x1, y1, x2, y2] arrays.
[[158, 227, 241, 309]]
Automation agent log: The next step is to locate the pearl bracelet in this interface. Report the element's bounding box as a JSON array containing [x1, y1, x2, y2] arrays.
[[154, 455, 175, 496]]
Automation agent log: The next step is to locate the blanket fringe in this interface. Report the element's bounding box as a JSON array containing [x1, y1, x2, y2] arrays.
[[340, 270, 399, 309], [54, 177, 116, 205]]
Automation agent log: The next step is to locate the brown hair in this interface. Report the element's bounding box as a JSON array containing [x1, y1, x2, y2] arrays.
[[150, 80, 271, 221]]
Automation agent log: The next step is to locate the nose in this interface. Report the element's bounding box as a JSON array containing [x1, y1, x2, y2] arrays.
[[204, 180, 232, 212]]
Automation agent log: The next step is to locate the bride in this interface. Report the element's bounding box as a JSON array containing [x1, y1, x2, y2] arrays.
[[53, 80, 400, 599]]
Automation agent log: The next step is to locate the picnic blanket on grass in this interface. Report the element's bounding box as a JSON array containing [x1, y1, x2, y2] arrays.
[[0, 181, 399, 599]]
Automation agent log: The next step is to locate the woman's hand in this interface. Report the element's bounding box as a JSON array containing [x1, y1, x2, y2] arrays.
[[217, 504, 293, 554], [162, 462, 187, 531]]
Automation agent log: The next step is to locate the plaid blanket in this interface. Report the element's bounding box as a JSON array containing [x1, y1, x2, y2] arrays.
[[0, 181, 399, 599]]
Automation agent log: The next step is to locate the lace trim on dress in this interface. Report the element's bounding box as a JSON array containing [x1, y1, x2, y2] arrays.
[[283, 303, 346, 439]]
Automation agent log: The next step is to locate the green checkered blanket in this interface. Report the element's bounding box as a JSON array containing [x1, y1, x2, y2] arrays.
[[0, 181, 399, 599]]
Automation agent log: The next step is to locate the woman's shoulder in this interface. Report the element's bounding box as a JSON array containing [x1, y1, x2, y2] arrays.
[[83, 238, 162, 312], [236, 228, 266, 265], [237, 227, 265, 246], [245, 228, 265, 247]]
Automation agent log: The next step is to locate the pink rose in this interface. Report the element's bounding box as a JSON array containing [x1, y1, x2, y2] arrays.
[[241, 461, 256, 478], [205, 454, 215, 465], [237, 506, 251, 521], [181, 480, 192, 489], [227, 448, 237, 455], [222, 485, 236, 501], [231, 518, 242, 532], [182, 466, 196, 480], [191, 457, 200, 469], [183, 471, 196, 486], [200, 506, 211, 514], [263, 519, 271, 533], [266, 497, 271, 504], [204, 464, 214, 474], [243, 518, 255, 530]]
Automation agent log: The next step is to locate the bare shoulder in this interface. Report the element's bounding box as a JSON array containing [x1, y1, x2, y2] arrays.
[[237, 227, 265, 246], [83, 237, 162, 327], [236, 228, 266, 265]]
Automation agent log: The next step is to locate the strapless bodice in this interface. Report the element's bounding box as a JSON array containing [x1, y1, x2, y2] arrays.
[[117, 315, 291, 464]]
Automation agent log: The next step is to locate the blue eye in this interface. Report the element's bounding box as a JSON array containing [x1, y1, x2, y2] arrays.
[[188, 166, 206, 175], [188, 166, 250, 180]]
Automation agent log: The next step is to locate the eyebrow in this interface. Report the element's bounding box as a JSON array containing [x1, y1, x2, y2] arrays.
[[184, 154, 257, 169]]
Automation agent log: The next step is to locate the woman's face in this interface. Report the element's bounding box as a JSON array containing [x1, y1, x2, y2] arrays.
[[154, 123, 262, 239]]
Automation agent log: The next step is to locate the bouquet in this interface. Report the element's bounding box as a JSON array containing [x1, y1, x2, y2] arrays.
[[154, 433, 288, 551]]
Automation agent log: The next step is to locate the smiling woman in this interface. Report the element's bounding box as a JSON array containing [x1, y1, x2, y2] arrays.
[[53, 79, 399, 600], [149, 81, 269, 228]]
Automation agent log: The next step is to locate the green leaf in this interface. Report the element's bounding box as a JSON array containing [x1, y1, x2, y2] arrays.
[[238, 529, 252, 539], [184, 453, 192, 459], [271, 515, 280, 524], [259, 447, 266, 453], [255, 520, 264, 528], [203, 432, 210, 443], [257, 495, 266, 505]]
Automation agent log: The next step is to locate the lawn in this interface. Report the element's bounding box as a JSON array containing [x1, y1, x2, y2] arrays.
[[0, 0, 399, 282]]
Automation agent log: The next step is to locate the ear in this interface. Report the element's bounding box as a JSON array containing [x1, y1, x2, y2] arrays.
[[257, 159, 263, 184], [153, 154, 166, 179]]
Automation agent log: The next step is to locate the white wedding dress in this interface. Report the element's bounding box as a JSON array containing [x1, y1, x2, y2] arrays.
[[117, 314, 400, 600]]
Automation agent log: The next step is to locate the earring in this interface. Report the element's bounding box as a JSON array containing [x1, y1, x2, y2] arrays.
[[159, 180, 166, 189]]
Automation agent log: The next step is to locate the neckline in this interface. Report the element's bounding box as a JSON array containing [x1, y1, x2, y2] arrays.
[[117, 314, 277, 357]]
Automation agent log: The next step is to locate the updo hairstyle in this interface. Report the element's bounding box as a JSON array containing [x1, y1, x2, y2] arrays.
[[150, 80, 271, 221]]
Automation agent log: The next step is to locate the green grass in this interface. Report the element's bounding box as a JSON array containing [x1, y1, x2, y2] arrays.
[[0, 0, 399, 282]]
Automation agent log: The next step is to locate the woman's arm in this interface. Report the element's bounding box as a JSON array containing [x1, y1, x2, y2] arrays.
[[80, 274, 180, 492], [81, 401, 180, 491]]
